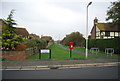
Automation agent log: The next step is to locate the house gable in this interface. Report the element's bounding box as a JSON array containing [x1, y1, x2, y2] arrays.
[[91, 18, 120, 39]]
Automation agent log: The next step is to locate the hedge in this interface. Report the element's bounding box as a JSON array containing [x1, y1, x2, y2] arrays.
[[24, 38, 47, 49], [88, 38, 120, 54]]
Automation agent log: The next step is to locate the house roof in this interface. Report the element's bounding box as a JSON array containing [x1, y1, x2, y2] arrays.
[[29, 34, 39, 38], [96, 23, 120, 31], [15, 27, 29, 37]]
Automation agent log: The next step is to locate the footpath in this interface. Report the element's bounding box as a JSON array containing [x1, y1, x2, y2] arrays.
[[2, 58, 120, 70]]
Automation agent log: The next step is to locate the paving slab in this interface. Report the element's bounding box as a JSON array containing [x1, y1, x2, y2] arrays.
[[4, 66, 21, 70], [21, 66, 36, 70], [36, 68, 49, 70]]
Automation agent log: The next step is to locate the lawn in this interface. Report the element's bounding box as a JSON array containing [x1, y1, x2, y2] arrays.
[[28, 43, 95, 60]]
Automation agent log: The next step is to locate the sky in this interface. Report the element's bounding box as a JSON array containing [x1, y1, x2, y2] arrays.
[[0, 0, 117, 40]]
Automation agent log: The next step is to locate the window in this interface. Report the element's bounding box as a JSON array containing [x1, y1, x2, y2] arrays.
[[110, 32, 114, 36], [105, 32, 110, 36], [119, 32, 120, 37], [115, 32, 118, 36]]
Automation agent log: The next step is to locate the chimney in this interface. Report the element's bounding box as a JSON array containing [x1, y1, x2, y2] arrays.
[[94, 17, 98, 25], [93, 17, 98, 39]]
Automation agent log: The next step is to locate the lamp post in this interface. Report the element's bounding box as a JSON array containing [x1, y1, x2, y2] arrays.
[[86, 2, 92, 59]]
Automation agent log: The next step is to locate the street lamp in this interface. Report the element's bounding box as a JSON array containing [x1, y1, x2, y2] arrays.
[[86, 2, 92, 59]]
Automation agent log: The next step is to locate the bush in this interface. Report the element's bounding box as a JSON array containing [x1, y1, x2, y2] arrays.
[[15, 44, 27, 51], [88, 38, 120, 54], [24, 38, 47, 49]]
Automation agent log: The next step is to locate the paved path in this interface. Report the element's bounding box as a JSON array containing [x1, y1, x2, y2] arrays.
[[2, 57, 119, 66]]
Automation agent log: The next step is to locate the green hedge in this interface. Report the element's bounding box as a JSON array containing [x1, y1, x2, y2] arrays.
[[88, 38, 120, 54]]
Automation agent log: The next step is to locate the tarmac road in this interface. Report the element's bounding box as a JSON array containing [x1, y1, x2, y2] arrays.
[[2, 66, 119, 79]]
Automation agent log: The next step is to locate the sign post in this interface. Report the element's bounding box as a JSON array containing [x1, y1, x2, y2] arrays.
[[69, 42, 74, 58], [39, 49, 41, 59], [39, 49, 51, 59], [49, 49, 51, 59]]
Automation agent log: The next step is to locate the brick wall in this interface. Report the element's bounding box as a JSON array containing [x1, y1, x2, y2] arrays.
[[2, 51, 27, 60]]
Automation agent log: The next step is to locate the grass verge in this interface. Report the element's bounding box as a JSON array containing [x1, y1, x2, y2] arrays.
[[28, 43, 95, 60]]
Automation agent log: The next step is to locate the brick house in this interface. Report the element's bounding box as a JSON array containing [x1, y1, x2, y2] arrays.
[[91, 18, 120, 39]]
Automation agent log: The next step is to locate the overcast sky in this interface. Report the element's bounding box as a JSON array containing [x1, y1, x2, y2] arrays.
[[0, 0, 117, 40]]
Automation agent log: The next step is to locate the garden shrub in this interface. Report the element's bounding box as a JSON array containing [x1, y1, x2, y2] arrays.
[[15, 44, 27, 51], [24, 38, 47, 49]]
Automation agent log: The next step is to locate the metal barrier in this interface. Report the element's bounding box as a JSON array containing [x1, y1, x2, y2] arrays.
[[105, 48, 114, 56], [90, 48, 99, 54]]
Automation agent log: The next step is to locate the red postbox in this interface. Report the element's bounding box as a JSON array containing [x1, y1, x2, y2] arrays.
[[69, 42, 74, 49]]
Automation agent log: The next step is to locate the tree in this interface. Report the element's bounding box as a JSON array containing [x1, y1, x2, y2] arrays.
[[106, 0, 120, 28], [3, 10, 17, 33], [2, 32, 24, 49], [0, 21, 2, 48], [61, 32, 85, 47], [2, 10, 24, 49]]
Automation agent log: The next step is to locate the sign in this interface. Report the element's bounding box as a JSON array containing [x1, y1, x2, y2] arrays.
[[41, 49, 50, 53], [39, 49, 51, 59], [69, 42, 74, 49]]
